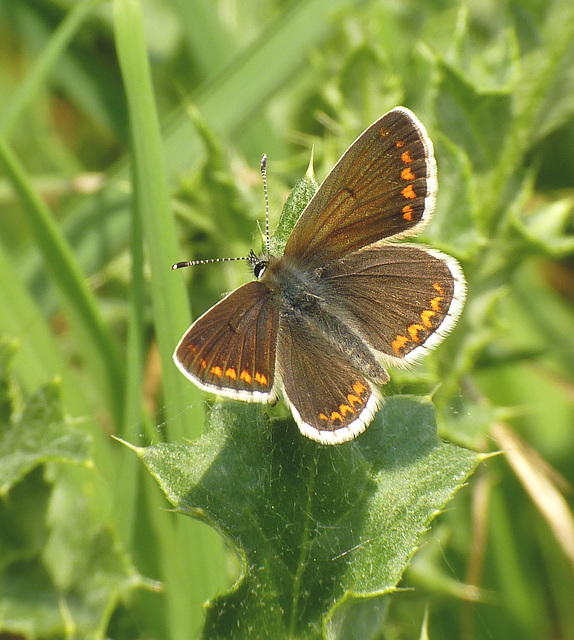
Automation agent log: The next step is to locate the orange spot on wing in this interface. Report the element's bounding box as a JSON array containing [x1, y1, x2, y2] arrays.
[[200, 359, 207, 369], [347, 393, 361, 407], [401, 184, 416, 199], [433, 283, 444, 295], [401, 167, 415, 181], [402, 205, 413, 221], [421, 309, 436, 327], [401, 150, 413, 163], [254, 372, 268, 386], [430, 296, 442, 312], [339, 404, 353, 417], [240, 370, 252, 384], [210, 365, 223, 378], [353, 382, 367, 396], [330, 411, 343, 423], [408, 324, 425, 342], [225, 368, 237, 380], [319, 413, 329, 422], [395, 139, 405, 148], [392, 335, 409, 354]]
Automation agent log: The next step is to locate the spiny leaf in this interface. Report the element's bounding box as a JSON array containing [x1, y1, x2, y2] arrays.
[[137, 396, 480, 638], [0, 378, 91, 496]]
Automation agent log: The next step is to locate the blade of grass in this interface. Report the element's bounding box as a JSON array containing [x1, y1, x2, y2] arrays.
[[113, 163, 146, 547], [113, 1, 227, 636], [112, 0, 199, 442]]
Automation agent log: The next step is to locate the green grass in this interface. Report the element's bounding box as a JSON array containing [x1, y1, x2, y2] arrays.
[[0, 0, 573, 638]]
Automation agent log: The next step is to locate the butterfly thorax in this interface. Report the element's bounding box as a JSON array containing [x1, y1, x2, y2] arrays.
[[260, 255, 320, 311]]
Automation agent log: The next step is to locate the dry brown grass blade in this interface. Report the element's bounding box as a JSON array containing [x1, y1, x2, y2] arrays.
[[492, 422, 574, 572]]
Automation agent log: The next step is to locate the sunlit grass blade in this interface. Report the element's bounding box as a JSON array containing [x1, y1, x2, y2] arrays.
[[113, 1, 228, 636]]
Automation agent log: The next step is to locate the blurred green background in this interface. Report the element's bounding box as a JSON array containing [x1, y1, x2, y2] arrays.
[[0, 0, 573, 638]]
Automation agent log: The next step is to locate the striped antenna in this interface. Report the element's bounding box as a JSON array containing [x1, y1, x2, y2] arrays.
[[260, 154, 271, 256], [171, 155, 271, 271], [171, 255, 252, 270]]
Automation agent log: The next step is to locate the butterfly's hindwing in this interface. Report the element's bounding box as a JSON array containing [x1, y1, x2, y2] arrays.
[[318, 244, 466, 364], [277, 313, 383, 444]]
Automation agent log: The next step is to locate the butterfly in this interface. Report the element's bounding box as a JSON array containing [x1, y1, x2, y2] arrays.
[[173, 107, 466, 444]]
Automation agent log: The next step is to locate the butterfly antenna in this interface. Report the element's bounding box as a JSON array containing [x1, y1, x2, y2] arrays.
[[261, 154, 270, 257], [171, 255, 252, 270], [172, 156, 271, 271]]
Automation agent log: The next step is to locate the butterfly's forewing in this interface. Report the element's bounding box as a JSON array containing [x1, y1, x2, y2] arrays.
[[319, 245, 466, 364], [174, 281, 279, 401], [277, 315, 383, 444], [284, 107, 436, 266]]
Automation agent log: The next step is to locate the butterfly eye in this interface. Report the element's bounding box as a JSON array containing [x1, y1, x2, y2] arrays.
[[246, 249, 269, 280], [253, 260, 268, 279]]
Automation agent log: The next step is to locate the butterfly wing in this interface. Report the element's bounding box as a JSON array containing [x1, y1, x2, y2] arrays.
[[277, 317, 383, 444], [284, 107, 436, 267], [318, 244, 466, 364], [174, 281, 279, 401]]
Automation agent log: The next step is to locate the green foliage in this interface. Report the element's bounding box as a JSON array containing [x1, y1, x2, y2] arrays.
[[0, 0, 573, 638], [137, 398, 479, 638], [0, 345, 143, 638]]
